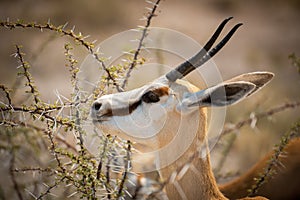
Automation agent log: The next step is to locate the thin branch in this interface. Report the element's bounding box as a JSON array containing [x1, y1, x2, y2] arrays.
[[0, 106, 74, 128], [221, 101, 300, 136], [45, 121, 66, 173], [248, 120, 300, 196], [212, 101, 300, 176], [93, 50, 124, 92], [1, 119, 77, 156], [7, 133, 23, 200], [117, 140, 131, 198], [54, 135, 78, 152], [104, 135, 116, 199], [214, 132, 237, 176], [106, 154, 112, 199], [121, 0, 161, 89], [15, 45, 41, 104], [96, 135, 109, 180], [1, 20, 122, 92], [12, 167, 52, 173], [36, 177, 65, 200], [0, 84, 12, 106], [64, 43, 86, 154], [0, 20, 94, 50], [64, 43, 79, 86]]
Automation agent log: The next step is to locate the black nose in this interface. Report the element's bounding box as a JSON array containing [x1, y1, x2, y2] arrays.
[[93, 102, 102, 111]]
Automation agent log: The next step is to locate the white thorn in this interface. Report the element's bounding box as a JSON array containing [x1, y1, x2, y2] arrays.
[[63, 22, 69, 30]]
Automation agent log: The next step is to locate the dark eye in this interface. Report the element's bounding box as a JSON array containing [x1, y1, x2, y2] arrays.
[[142, 91, 160, 103]]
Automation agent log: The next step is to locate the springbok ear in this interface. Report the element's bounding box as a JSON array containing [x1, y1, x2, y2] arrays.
[[225, 71, 274, 96], [181, 82, 256, 109]]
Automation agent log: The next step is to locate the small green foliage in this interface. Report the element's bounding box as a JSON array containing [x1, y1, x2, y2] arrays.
[[0, 7, 158, 198], [0, 20, 95, 50], [64, 43, 79, 87], [15, 45, 41, 104]]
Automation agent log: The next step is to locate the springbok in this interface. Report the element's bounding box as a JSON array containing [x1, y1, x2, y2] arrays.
[[91, 17, 274, 199]]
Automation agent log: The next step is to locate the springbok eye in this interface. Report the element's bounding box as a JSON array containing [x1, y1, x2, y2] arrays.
[[141, 91, 160, 103]]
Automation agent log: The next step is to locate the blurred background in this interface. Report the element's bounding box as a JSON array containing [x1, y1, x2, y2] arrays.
[[0, 0, 300, 189]]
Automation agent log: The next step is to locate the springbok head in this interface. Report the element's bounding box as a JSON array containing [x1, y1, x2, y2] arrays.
[[91, 17, 273, 152]]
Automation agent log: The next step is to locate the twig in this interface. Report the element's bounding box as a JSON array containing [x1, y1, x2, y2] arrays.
[[248, 120, 300, 196], [106, 154, 112, 199], [64, 43, 79, 86], [121, 0, 161, 89], [0, 84, 12, 106], [214, 132, 237, 176], [1, 20, 122, 92], [0, 106, 74, 128], [0, 20, 93, 50], [65, 43, 86, 154], [7, 133, 23, 200], [36, 177, 65, 200], [54, 135, 78, 152], [104, 135, 116, 199], [96, 135, 109, 180], [117, 140, 131, 198], [221, 101, 300, 136], [92, 49, 123, 92], [15, 45, 41, 104], [12, 167, 52, 173], [212, 101, 300, 177], [46, 121, 66, 173]]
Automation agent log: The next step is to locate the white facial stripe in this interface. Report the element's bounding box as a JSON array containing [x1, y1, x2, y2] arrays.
[[96, 95, 171, 140], [93, 84, 170, 119]]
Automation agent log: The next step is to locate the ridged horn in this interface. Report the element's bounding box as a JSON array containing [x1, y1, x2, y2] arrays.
[[166, 17, 242, 82]]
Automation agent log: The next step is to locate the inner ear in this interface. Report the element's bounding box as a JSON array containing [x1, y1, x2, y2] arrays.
[[184, 81, 256, 108], [225, 72, 274, 96]]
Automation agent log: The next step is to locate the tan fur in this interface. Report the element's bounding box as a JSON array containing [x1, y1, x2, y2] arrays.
[[149, 80, 271, 200], [157, 80, 227, 199], [92, 72, 274, 200], [220, 138, 300, 200]]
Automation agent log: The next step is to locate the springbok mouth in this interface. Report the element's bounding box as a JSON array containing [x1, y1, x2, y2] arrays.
[[91, 112, 112, 123], [96, 114, 113, 122], [92, 118, 110, 124]]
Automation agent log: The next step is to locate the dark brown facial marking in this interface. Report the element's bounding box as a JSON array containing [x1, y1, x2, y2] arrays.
[[142, 86, 169, 103], [98, 86, 170, 118], [142, 91, 160, 103]]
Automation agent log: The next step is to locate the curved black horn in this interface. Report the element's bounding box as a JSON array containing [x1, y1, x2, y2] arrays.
[[166, 17, 242, 82]]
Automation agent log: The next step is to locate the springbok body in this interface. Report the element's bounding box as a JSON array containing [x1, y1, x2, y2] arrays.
[[91, 18, 274, 199], [220, 137, 300, 200]]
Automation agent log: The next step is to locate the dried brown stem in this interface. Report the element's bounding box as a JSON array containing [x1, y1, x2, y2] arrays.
[[1, 20, 122, 91], [96, 135, 109, 180], [0, 84, 12, 105], [117, 140, 131, 198], [36, 177, 65, 200], [121, 0, 161, 89], [222, 101, 300, 136], [248, 120, 300, 196], [15, 45, 41, 104], [0, 106, 74, 128], [7, 133, 23, 200]]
